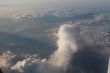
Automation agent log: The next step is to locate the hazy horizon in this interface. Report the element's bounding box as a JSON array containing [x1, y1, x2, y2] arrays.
[[0, 0, 110, 6]]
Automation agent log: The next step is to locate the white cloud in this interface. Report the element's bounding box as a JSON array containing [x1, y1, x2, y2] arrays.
[[0, 51, 15, 69], [10, 24, 78, 73]]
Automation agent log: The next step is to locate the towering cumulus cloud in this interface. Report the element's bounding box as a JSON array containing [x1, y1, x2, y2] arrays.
[[10, 24, 77, 73], [49, 24, 77, 67]]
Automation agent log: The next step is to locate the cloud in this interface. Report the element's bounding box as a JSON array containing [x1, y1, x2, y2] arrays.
[[67, 47, 109, 73], [11, 54, 43, 73], [10, 24, 78, 73], [0, 51, 15, 70], [49, 24, 77, 67], [0, 24, 109, 73], [1, 23, 108, 73]]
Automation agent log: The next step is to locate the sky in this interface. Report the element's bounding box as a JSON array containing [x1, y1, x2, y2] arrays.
[[0, 0, 109, 9], [0, 0, 109, 10], [0, 0, 109, 5], [0, 0, 36, 4], [0, 0, 58, 4]]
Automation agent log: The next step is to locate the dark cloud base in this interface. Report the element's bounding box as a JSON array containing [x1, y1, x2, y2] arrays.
[[67, 46, 109, 73]]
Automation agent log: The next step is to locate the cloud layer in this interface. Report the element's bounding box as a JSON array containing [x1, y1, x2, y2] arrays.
[[0, 24, 78, 73]]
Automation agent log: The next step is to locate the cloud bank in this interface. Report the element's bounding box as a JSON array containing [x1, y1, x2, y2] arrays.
[[0, 24, 77, 73]]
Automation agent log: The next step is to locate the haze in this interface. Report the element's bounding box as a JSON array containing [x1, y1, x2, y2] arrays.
[[0, 0, 110, 6]]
